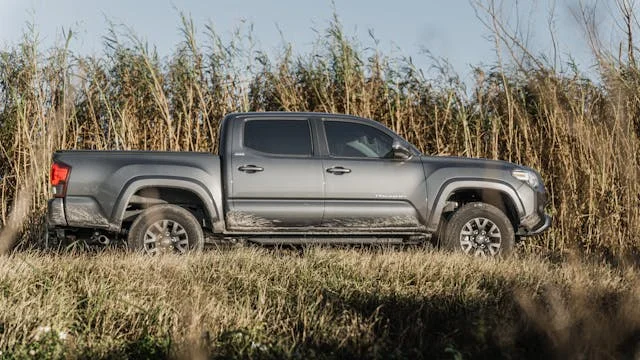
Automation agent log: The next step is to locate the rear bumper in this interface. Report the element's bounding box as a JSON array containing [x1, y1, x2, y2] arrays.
[[47, 196, 111, 230], [47, 198, 67, 227]]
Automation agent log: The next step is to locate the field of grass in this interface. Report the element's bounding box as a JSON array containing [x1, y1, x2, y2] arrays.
[[1, 2, 640, 358], [0, 247, 639, 359]]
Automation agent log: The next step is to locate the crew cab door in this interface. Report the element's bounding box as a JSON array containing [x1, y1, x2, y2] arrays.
[[319, 119, 428, 230], [226, 117, 324, 229]]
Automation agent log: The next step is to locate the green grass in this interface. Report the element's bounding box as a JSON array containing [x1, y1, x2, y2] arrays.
[[0, 247, 638, 359]]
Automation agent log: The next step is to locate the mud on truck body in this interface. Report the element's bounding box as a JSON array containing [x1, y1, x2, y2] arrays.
[[47, 112, 550, 257]]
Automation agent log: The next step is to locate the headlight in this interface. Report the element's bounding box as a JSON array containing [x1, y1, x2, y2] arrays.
[[511, 169, 539, 188]]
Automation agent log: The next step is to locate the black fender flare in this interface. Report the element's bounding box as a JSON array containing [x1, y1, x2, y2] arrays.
[[109, 177, 223, 232], [426, 179, 525, 232]]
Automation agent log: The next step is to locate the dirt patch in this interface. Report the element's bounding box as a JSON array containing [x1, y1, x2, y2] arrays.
[[66, 207, 109, 227], [321, 215, 421, 228], [226, 210, 275, 229]]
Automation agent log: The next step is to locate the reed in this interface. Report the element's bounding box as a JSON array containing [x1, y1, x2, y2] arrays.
[[0, 5, 639, 258]]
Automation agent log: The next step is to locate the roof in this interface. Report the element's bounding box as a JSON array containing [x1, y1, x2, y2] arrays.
[[224, 111, 368, 120]]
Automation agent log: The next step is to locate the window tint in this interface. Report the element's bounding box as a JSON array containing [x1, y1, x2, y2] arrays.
[[244, 120, 312, 156], [324, 121, 394, 158]]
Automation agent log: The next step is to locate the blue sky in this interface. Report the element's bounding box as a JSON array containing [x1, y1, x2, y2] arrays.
[[0, 0, 617, 80]]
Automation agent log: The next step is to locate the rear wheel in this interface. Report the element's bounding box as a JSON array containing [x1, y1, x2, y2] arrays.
[[443, 202, 515, 258], [128, 204, 204, 254]]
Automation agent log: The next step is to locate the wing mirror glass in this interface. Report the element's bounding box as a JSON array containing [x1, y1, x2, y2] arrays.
[[392, 141, 413, 160]]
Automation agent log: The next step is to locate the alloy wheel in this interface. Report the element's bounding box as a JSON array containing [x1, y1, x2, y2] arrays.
[[459, 217, 502, 257]]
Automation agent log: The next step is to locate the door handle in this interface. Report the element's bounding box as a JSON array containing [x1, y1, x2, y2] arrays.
[[326, 166, 351, 175], [238, 165, 264, 173]]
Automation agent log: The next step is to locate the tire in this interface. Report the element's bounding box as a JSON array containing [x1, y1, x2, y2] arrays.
[[128, 204, 204, 254], [442, 202, 515, 258]]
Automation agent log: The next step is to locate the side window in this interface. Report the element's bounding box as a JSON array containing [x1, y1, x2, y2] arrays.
[[324, 121, 394, 158], [244, 120, 312, 156]]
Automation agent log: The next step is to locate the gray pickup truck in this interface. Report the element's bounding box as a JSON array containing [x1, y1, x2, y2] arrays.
[[47, 112, 550, 257]]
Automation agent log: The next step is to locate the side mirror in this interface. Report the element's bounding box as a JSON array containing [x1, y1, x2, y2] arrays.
[[392, 141, 413, 160]]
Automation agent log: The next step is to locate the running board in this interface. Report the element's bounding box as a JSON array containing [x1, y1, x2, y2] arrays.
[[245, 236, 428, 246], [224, 230, 428, 236]]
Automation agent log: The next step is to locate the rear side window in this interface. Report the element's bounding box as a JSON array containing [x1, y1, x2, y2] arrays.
[[243, 119, 312, 156]]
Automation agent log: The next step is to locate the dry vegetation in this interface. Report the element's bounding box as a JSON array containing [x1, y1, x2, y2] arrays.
[[1, 4, 639, 256], [0, 247, 639, 359], [1, 0, 640, 358]]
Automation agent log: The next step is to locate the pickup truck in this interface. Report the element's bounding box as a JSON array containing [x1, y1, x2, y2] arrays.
[[47, 112, 550, 257]]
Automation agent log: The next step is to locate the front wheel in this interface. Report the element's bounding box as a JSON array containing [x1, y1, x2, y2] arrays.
[[442, 202, 515, 258], [128, 204, 204, 255]]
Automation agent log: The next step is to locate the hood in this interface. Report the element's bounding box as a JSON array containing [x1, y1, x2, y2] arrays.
[[420, 155, 522, 171]]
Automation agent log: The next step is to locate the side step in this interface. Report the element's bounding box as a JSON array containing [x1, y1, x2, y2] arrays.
[[245, 236, 428, 246]]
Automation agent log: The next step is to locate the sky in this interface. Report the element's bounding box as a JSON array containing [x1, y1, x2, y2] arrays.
[[0, 0, 621, 81]]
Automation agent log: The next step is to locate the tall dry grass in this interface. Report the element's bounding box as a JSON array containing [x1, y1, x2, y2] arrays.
[[0, 5, 639, 257], [1, 247, 640, 359]]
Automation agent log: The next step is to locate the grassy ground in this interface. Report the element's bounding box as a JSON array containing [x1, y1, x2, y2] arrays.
[[1, 246, 639, 359], [1, 3, 640, 358]]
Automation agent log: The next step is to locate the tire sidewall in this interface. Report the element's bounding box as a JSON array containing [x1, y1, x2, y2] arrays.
[[128, 205, 204, 253], [443, 202, 515, 257]]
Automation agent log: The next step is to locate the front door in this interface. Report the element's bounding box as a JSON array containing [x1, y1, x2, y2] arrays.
[[227, 117, 324, 230], [320, 119, 428, 230]]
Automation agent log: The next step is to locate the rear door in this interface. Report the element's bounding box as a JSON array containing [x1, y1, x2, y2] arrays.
[[320, 119, 428, 230], [227, 116, 324, 229]]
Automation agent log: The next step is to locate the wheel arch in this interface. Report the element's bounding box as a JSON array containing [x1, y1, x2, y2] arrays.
[[427, 179, 524, 232], [111, 177, 223, 232]]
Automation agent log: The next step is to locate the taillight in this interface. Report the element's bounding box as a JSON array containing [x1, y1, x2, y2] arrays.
[[50, 162, 71, 197]]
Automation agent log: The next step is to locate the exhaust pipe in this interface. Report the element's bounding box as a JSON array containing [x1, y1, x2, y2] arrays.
[[97, 235, 110, 246]]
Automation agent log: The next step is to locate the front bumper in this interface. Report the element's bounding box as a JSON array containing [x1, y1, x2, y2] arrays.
[[519, 214, 551, 236], [516, 185, 551, 237]]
